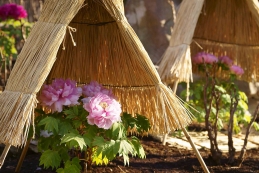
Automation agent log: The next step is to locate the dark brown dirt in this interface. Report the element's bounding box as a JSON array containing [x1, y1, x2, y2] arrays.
[[0, 135, 259, 173]]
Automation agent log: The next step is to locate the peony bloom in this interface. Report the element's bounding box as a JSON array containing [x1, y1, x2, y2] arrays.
[[218, 56, 233, 67], [83, 93, 122, 129], [39, 79, 82, 112], [192, 52, 218, 64], [0, 3, 27, 20], [82, 81, 114, 98], [230, 65, 244, 76]]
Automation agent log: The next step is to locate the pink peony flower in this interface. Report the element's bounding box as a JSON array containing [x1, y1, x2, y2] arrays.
[[192, 52, 218, 64], [218, 56, 233, 67], [82, 81, 114, 98], [83, 93, 122, 129], [0, 3, 27, 20], [39, 79, 82, 112], [230, 65, 244, 76]]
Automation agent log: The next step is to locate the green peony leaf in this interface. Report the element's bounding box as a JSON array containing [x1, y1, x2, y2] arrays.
[[253, 122, 259, 131], [215, 85, 226, 93], [39, 149, 61, 170], [136, 114, 151, 133], [118, 140, 134, 165], [92, 136, 106, 146], [61, 133, 86, 150], [92, 152, 109, 166], [56, 158, 81, 173], [38, 117, 59, 133], [58, 147, 70, 163], [130, 137, 146, 159], [72, 120, 82, 129], [98, 140, 117, 161], [64, 106, 79, 119], [121, 112, 136, 129], [37, 137, 53, 152], [59, 121, 73, 136], [122, 153, 130, 166]]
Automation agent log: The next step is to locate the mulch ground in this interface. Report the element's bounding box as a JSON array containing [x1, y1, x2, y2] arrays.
[[0, 135, 259, 173]]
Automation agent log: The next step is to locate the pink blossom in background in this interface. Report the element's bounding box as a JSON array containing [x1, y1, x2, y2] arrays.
[[39, 79, 82, 112], [230, 65, 244, 76], [0, 3, 27, 20], [218, 56, 233, 67], [0, 4, 10, 20], [192, 52, 218, 64], [83, 93, 122, 129], [82, 81, 114, 98]]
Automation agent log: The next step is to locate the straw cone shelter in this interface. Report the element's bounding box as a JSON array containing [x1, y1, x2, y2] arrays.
[[0, 0, 194, 165], [159, 0, 259, 84]]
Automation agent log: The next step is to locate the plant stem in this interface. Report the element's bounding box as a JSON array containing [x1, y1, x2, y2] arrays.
[[237, 103, 259, 166], [203, 64, 222, 164], [228, 92, 238, 164]]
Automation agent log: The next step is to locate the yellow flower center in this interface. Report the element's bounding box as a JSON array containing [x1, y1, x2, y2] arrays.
[[99, 102, 108, 109]]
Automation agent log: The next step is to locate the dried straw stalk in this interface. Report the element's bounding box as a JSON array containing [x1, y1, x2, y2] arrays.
[[48, 0, 193, 135], [192, 0, 259, 82], [0, 0, 85, 147], [158, 0, 204, 84]]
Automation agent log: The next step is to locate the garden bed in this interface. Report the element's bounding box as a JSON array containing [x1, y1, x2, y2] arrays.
[[0, 135, 259, 173]]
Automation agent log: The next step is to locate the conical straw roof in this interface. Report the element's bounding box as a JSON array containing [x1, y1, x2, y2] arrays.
[[191, 0, 259, 81], [0, 0, 193, 150], [159, 0, 259, 83], [158, 0, 204, 84]]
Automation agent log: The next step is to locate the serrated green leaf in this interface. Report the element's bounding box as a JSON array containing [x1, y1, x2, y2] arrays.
[[92, 152, 109, 166], [64, 106, 79, 119], [97, 140, 117, 161], [64, 109, 76, 119], [39, 150, 61, 169], [122, 153, 130, 166], [84, 126, 98, 140], [71, 157, 81, 169], [58, 147, 70, 163], [215, 85, 226, 93], [38, 117, 59, 133], [106, 122, 126, 140], [130, 137, 146, 158], [37, 137, 53, 152], [119, 140, 134, 154], [83, 134, 92, 147], [118, 140, 134, 165], [73, 106, 79, 116], [121, 112, 136, 129], [92, 136, 105, 146], [59, 121, 73, 136], [61, 133, 86, 150], [72, 120, 82, 128], [56, 158, 81, 173], [253, 122, 259, 131], [136, 114, 151, 133], [217, 118, 223, 130]]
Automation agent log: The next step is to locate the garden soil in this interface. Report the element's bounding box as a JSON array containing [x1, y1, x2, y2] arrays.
[[0, 134, 259, 173]]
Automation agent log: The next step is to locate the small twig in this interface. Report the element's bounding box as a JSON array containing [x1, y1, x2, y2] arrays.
[[118, 166, 126, 173], [237, 103, 259, 166]]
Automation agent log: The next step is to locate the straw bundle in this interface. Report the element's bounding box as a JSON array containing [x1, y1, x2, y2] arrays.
[[158, 0, 204, 84], [191, 0, 259, 81], [47, 0, 193, 135], [0, 0, 85, 147], [0, 0, 194, 151]]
